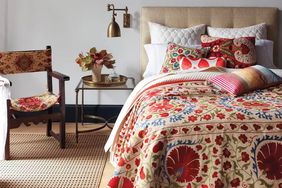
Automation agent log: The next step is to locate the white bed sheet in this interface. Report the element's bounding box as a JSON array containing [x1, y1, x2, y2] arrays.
[[0, 75, 10, 160]]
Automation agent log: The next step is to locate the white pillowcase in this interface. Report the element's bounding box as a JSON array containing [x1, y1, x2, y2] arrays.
[[207, 23, 267, 40], [255, 39, 276, 68], [148, 22, 206, 46], [143, 44, 168, 78], [143, 44, 201, 78]]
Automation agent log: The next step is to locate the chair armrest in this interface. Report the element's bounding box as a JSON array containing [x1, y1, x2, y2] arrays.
[[49, 71, 70, 81]]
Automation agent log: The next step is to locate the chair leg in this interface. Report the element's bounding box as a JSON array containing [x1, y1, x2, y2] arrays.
[[5, 100, 11, 160], [47, 120, 52, 137], [47, 108, 53, 137], [4, 127, 10, 160], [59, 120, 66, 149]]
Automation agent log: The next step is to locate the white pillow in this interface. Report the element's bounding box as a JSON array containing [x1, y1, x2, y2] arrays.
[[207, 23, 267, 40], [255, 40, 276, 68], [148, 22, 206, 46], [143, 44, 168, 78], [143, 44, 201, 78]]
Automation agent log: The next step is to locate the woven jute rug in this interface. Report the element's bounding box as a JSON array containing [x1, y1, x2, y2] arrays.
[[0, 133, 109, 188]]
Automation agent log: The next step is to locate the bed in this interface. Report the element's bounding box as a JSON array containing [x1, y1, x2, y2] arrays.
[[105, 7, 282, 188]]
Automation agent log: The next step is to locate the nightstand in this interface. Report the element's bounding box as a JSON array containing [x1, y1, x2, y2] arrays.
[[75, 76, 135, 142]]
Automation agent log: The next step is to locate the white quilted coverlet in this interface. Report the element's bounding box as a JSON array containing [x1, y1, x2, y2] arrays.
[[0, 76, 10, 160], [207, 23, 267, 40], [149, 22, 205, 46]]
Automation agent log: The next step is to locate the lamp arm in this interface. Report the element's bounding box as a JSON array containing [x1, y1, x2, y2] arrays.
[[107, 4, 117, 17], [107, 4, 129, 14]]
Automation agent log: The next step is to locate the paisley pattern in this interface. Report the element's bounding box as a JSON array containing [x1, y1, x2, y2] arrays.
[[108, 78, 282, 188], [201, 35, 256, 68]]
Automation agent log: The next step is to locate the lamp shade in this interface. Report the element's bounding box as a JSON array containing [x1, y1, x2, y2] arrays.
[[107, 17, 121, 37]]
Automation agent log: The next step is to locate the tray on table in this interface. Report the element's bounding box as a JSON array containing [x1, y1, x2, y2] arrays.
[[82, 74, 128, 87]]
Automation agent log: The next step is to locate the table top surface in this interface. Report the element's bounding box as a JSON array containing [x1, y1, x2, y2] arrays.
[[75, 76, 136, 91]]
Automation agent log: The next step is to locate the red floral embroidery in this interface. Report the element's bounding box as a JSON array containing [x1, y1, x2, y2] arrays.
[[223, 148, 231, 158], [257, 142, 282, 180], [230, 178, 240, 187], [215, 159, 220, 166], [213, 147, 218, 154], [205, 138, 211, 143], [135, 158, 140, 167], [239, 134, 248, 144], [236, 113, 245, 120], [277, 124, 282, 129], [241, 125, 248, 130], [195, 109, 203, 114], [212, 172, 218, 178], [188, 115, 197, 122], [150, 100, 173, 113], [108, 176, 134, 188], [253, 124, 261, 131], [166, 145, 200, 183], [140, 167, 145, 180], [215, 135, 224, 145], [203, 114, 212, 120], [138, 130, 146, 138], [216, 113, 225, 119], [118, 157, 125, 167], [215, 178, 225, 188], [223, 161, 232, 170], [202, 165, 208, 173], [241, 152, 250, 162], [152, 141, 164, 153]]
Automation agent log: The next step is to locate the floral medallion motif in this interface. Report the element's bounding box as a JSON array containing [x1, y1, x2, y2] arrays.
[[165, 144, 200, 184], [107, 176, 133, 188], [257, 142, 282, 180]]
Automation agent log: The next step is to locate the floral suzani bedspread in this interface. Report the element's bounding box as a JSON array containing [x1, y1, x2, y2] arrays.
[[106, 71, 282, 188]]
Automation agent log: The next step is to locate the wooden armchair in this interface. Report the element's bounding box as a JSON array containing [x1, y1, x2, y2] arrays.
[[0, 46, 70, 160]]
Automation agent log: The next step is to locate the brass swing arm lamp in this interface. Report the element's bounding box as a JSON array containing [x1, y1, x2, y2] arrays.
[[107, 4, 130, 37]]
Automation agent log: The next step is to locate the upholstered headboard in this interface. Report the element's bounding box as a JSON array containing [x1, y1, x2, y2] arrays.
[[141, 7, 279, 76]]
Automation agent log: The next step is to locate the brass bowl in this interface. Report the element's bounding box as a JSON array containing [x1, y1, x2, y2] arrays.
[[82, 74, 128, 87]]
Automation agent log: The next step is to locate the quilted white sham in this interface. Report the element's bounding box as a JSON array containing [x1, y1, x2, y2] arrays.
[[207, 23, 267, 40], [148, 22, 206, 46]]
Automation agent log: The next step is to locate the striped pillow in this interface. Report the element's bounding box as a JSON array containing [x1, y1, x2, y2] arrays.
[[209, 65, 282, 96]]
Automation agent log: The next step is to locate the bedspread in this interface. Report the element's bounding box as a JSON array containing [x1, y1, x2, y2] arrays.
[[106, 70, 282, 188], [0, 76, 10, 160]]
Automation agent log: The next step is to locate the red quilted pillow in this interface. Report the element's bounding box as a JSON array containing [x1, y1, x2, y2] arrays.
[[201, 35, 256, 68], [179, 56, 226, 70]]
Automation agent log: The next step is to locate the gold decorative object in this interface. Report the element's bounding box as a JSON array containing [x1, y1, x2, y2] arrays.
[[82, 74, 128, 87], [91, 64, 103, 82], [107, 4, 130, 37]]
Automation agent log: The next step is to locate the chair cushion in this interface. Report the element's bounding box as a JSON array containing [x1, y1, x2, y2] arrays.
[[11, 92, 59, 112]]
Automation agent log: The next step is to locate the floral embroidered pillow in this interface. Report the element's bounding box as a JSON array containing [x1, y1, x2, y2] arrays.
[[201, 35, 256, 68], [209, 65, 282, 96], [160, 43, 209, 73], [179, 57, 226, 70]]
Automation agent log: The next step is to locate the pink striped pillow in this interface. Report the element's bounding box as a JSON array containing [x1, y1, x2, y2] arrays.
[[209, 65, 282, 96]]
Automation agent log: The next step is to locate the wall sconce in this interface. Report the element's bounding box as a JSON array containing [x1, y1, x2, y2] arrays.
[[107, 4, 130, 38]]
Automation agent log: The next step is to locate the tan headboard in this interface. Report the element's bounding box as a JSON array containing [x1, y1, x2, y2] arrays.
[[141, 7, 279, 76]]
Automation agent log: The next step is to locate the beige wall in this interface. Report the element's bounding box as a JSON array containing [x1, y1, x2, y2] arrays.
[[2, 0, 282, 104]]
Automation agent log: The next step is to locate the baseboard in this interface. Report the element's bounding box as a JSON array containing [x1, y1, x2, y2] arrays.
[[64, 104, 123, 123], [12, 104, 122, 123]]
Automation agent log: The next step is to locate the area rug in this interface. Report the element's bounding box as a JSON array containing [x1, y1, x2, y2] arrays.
[[0, 133, 109, 188]]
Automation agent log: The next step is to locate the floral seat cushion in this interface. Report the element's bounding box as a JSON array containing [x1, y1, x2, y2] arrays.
[[11, 92, 59, 112]]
